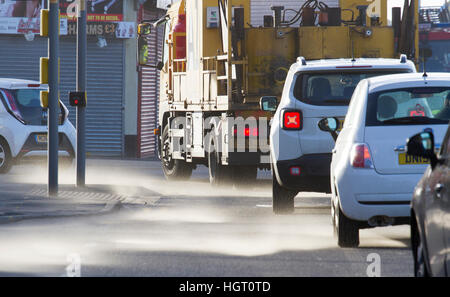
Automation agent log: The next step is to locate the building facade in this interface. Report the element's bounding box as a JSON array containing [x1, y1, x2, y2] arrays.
[[0, 0, 144, 158]]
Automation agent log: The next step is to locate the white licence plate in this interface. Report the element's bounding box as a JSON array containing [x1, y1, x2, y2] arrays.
[[35, 134, 47, 144]]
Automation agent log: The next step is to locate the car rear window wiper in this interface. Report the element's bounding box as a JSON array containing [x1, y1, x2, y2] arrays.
[[381, 116, 448, 125]]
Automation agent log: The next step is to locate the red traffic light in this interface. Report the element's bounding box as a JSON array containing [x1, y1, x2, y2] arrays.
[[69, 91, 86, 107]]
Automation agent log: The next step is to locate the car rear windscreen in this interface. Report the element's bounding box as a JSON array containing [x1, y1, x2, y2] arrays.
[[366, 87, 450, 126], [0, 89, 66, 126], [10, 89, 45, 125], [293, 70, 412, 106]]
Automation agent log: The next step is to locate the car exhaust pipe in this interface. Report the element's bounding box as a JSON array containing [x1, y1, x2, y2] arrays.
[[368, 216, 395, 227]]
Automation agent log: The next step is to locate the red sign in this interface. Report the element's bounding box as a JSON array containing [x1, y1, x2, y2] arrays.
[[59, 0, 123, 22]]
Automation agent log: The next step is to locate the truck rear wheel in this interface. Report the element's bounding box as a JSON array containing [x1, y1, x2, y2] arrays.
[[161, 125, 193, 181], [208, 132, 233, 186], [272, 174, 297, 214]]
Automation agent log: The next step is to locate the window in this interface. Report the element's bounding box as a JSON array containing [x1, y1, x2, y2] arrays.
[[0, 89, 66, 126], [293, 70, 412, 106], [344, 81, 366, 129], [365, 87, 450, 126]]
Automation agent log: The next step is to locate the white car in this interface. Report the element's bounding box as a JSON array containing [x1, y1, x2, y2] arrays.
[[0, 78, 76, 173], [265, 56, 417, 214], [323, 72, 450, 247]]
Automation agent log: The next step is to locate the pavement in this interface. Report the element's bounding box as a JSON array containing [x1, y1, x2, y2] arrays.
[[0, 161, 160, 224]]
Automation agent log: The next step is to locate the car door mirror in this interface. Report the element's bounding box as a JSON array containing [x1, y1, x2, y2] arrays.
[[318, 117, 339, 142], [260, 96, 278, 112], [318, 117, 339, 132], [138, 23, 152, 36], [156, 61, 164, 71], [138, 36, 165, 70], [138, 36, 149, 66], [406, 131, 438, 169]]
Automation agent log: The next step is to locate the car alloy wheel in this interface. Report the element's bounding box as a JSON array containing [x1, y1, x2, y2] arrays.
[[0, 144, 5, 168], [0, 140, 12, 174]]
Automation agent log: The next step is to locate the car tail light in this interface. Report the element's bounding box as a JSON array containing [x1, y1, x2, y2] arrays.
[[350, 143, 374, 169], [3, 90, 25, 124], [282, 110, 302, 130]]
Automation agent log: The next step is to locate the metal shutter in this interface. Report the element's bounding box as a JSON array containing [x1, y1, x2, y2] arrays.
[[60, 37, 125, 157], [250, 0, 340, 27], [0, 36, 47, 80], [0, 35, 124, 157], [138, 9, 164, 158]]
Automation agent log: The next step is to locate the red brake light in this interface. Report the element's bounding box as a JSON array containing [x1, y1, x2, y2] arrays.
[[27, 84, 41, 88], [233, 126, 259, 137], [282, 110, 302, 130], [351, 144, 374, 168]]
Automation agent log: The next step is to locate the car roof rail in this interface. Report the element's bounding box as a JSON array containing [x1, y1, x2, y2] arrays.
[[297, 56, 307, 66], [400, 54, 407, 63]]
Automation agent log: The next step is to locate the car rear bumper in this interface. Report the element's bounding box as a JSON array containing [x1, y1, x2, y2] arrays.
[[16, 132, 75, 160], [336, 168, 422, 221], [274, 153, 332, 193]]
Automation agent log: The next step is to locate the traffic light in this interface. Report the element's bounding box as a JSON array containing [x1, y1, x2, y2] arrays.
[[40, 9, 60, 85], [40, 57, 49, 84], [40, 9, 49, 37], [40, 9, 49, 85], [69, 91, 87, 107]]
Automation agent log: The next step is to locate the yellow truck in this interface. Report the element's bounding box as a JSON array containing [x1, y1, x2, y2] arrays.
[[137, 0, 419, 186]]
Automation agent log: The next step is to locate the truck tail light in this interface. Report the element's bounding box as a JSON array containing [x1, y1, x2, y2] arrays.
[[282, 110, 302, 130], [233, 126, 259, 137], [350, 143, 374, 169]]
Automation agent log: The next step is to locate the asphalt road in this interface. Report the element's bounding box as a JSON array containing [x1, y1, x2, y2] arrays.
[[0, 160, 413, 277]]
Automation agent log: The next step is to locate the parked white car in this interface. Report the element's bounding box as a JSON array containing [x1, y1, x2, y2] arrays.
[[0, 78, 76, 173], [321, 72, 450, 247], [264, 56, 417, 214]]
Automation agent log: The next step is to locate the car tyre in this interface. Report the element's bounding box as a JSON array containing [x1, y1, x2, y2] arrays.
[[161, 125, 193, 180], [0, 139, 13, 174], [334, 202, 360, 248], [272, 174, 297, 214], [208, 131, 233, 186], [412, 220, 430, 277]]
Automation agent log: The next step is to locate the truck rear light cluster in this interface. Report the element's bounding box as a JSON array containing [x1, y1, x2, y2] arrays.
[[282, 110, 302, 130], [233, 127, 259, 137], [350, 143, 374, 169]]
